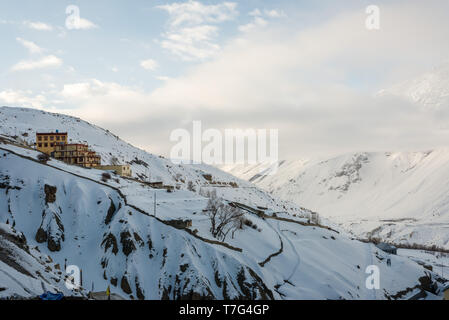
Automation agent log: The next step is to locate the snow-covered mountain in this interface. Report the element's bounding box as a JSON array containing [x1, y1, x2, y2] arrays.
[[0, 106, 445, 300], [380, 60, 449, 110], [223, 151, 449, 250], [224, 61, 449, 250]]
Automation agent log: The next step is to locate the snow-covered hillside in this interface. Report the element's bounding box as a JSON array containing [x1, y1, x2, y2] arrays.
[[1, 106, 445, 300], [223, 151, 449, 250], [0, 106, 241, 189], [0, 106, 314, 222], [0, 222, 85, 299]]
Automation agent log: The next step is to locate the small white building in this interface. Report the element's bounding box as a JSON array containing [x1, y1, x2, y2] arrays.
[[98, 164, 132, 177]]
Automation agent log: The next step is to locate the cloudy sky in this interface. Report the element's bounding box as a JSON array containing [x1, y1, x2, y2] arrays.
[[1, 0, 449, 160]]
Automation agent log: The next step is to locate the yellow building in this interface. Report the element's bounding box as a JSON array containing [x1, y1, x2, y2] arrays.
[[98, 165, 132, 177], [444, 284, 449, 300], [36, 132, 67, 155]]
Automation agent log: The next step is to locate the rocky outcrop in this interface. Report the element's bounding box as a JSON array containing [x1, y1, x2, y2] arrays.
[[104, 198, 117, 225], [35, 208, 65, 252], [120, 276, 132, 295], [135, 277, 145, 300], [44, 184, 57, 204], [120, 231, 136, 257], [35, 227, 47, 243], [236, 267, 274, 300], [101, 233, 119, 255], [48, 237, 61, 252]]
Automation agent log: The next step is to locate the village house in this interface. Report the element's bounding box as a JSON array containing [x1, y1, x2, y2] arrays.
[[97, 164, 132, 177], [375, 242, 398, 255], [52, 143, 101, 168], [36, 131, 67, 155], [35, 131, 138, 175], [35, 131, 101, 168]]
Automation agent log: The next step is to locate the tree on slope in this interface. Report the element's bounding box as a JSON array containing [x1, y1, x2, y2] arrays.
[[205, 190, 244, 242]]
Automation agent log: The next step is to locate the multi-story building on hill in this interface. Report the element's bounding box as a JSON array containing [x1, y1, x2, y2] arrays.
[[52, 144, 101, 168], [36, 131, 67, 155], [35, 131, 101, 168]]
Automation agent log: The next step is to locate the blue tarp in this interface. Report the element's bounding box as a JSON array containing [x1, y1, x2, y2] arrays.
[[39, 292, 64, 300]]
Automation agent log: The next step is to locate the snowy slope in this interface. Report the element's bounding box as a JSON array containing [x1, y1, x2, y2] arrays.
[[0, 143, 275, 299], [0, 106, 252, 190], [223, 151, 449, 250], [0, 107, 444, 300], [0, 223, 86, 299], [0, 106, 316, 218]]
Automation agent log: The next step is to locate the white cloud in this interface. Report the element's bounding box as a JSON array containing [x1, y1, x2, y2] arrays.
[[249, 9, 262, 17], [239, 8, 286, 33], [0, 89, 47, 109], [16, 38, 43, 54], [146, 1, 449, 158], [11, 55, 63, 72], [157, 1, 238, 61], [60, 79, 154, 123], [239, 17, 268, 33], [264, 9, 287, 19], [157, 0, 238, 27], [140, 59, 158, 71], [23, 21, 53, 31], [32, 0, 449, 159], [68, 17, 98, 30], [160, 25, 220, 61]]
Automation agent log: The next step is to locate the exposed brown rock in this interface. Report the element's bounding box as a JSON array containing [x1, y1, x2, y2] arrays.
[[121, 276, 132, 295], [44, 185, 57, 204], [35, 227, 47, 243], [120, 231, 136, 257], [48, 237, 61, 252]]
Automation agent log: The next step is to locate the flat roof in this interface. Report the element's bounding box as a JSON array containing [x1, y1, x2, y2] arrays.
[[36, 132, 67, 135], [376, 243, 397, 250], [99, 165, 129, 167], [56, 143, 88, 146]]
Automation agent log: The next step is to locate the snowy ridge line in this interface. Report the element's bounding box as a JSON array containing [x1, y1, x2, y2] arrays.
[[232, 201, 339, 234], [0, 144, 243, 253], [267, 214, 339, 234], [224, 150, 449, 249]]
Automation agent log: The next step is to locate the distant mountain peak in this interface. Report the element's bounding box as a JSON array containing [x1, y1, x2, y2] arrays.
[[380, 60, 449, 110]]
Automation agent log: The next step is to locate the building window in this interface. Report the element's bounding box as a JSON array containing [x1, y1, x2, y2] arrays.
[[50, 143, 54, 147], [50, 136, 54, 141], [38, 143, 42, 147], [56, 136, 60, 141], [38, 136, 42, 141], [44, 136, 48, 141], [44, 143, 48, 147]]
